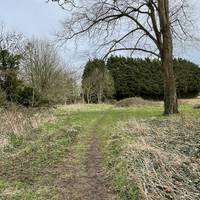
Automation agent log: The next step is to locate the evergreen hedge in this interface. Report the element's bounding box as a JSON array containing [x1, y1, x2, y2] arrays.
[[107, 56, 200, 100]]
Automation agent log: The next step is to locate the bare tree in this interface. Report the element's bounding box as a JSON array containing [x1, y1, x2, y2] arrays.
[[82, 59, 114, 104], [21, 39, 58, 105], [21, 39, 78, 105], [0, 23, 23, 54], [82, 76, 93, 103], [49, 0, 196, 114]]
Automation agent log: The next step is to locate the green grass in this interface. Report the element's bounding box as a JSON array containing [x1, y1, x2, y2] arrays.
[[0, 103, 198, 199], [0, 107, 79, 199]]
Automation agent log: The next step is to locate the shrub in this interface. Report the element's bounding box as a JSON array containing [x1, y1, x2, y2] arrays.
[[17, 86, 40, 107]]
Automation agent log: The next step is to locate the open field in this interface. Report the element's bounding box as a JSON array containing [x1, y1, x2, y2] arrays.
[[0, 102, 199, 200]]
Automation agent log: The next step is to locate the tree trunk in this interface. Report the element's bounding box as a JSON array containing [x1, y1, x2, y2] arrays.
[[98, 85, 102, 104], [158, 0, 179, 115], [87, 91, 90, 104], [162, 56, 178, 115]]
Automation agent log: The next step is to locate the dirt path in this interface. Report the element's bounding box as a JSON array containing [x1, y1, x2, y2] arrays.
[[85, 131, 108, 200], [55, 113, 115, 200]]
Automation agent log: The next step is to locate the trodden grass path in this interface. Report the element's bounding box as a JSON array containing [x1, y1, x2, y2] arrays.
[[56, 106, 116, 200]]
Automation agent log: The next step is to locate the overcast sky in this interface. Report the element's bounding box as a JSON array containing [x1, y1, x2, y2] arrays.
[[0, 0, 200, 69]]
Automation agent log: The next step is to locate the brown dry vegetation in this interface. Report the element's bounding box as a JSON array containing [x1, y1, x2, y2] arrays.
[[179, 97, 200, 106], [0, 106, 55, 151], [108, 116, 200, 200], [115, 97, 161, 108]]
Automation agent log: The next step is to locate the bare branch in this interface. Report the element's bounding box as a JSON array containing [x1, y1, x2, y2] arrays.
[[104, 47, 160, 58]]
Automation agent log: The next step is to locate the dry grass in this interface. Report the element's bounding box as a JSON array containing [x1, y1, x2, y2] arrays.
[[115, 97, 161, 108], [179, 97, 200, 106], [0, 106, 55, 151], [115, 97, 200, 108], [110, 116, 200, 200]]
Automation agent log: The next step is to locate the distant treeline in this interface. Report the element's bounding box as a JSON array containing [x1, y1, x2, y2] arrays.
[[82, 56, 200, 102]]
